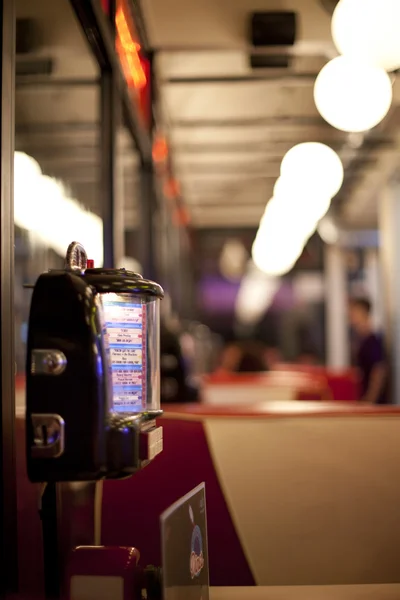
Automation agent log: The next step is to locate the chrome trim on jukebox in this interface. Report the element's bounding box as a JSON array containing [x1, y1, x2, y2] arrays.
[[31, 414, 65, 458], [31, 350, 67, 376], [139, 426, 163, 461]]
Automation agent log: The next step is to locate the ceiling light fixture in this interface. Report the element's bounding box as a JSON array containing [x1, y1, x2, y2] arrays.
[[314, 56, 393, 132], [332, 0, 400, 72], [274, 180, 333, 223], [252, 198, 309, 276], [280, 142, 344, 197]]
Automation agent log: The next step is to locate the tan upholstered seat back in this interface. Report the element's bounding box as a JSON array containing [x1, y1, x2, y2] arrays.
[[204, 415, 400, 585]]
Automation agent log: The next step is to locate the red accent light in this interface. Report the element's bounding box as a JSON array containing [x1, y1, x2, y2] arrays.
[[152, 136, 168, 164], [163, 178, 180, 199], [87, 260, 95, 269], [173, 206, 190, 227], [101, 0, 109, 14], [116, 7, 147, 91], [138, 56, 151, 128]]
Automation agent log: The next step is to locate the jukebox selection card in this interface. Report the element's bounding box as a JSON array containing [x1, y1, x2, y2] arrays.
[[161, 483, 209, 600], [101, 294, 146, 412]]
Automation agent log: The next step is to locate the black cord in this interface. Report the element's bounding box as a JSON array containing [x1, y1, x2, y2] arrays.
[[39, 483, 61, 600], [144, 566, 163, 600]]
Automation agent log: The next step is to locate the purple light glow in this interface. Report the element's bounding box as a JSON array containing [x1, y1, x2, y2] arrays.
[[199, 277, 240, 314]]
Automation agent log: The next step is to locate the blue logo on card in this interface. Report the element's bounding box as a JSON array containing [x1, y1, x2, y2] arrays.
[[190, 510, 204, 579]]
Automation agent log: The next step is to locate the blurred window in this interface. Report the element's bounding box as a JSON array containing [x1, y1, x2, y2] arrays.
[[14, 0, 101, 376], [116, 110, 140, 268]]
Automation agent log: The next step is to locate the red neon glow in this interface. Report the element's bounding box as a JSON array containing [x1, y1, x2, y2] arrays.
[[139, 56, 151, 128], [116, 7, 147, 91], [152, 136, 168, 163], [163, 178, 181, 199], [101, 0, 110, 14], [173, 206, 190, 227]]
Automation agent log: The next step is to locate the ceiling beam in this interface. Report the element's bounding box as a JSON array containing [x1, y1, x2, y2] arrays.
[[16, 77, 99, 89], [170, 116, 328, 128], [171, 140, 343, 154], [183, 174, 277, 185], [15, 122, 99, 134], [161, 73, 317, 85], [176, 161, 280, 175], [171, 137, 394, 154], [153, 44, 329, 57], [188, 199, 267, 207], [191, 217, 261, 228]]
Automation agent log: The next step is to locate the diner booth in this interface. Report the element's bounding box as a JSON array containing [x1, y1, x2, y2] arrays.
[[14, 368, 400, 597], [3, 0, 400, 598]]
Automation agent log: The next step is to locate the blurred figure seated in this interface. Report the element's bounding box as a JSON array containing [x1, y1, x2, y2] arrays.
[[217, 340, 267, 373], [264, 345, 282, 370], [295, 347, 321, 366], [349, 297, 388, 404], [160, 320, 199, 403]]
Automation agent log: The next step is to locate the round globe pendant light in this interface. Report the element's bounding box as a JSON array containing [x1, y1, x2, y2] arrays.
[[280, 142, 344, 197], [332, 0, 400, 72], [314, 56, 393, 132], [253, 198, 309, 276], [318, 215, 340, 244], [261, 195, 319, 243], [274, 180, 333, 223], [252, 233, 303, 277]]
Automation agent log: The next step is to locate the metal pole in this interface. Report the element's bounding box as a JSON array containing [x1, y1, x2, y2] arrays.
[[99, 0, 116, 268], [180, 230, 196, 321], [0, 0, 17, 596], [364, 248, 383, 331], [174, 225, 183, 316], [100, 70, 117, 268], [139, 161, 157, 281], [379, 179, 400, 404], [40, 484, 61, 600], [325, 245, 349, 369]]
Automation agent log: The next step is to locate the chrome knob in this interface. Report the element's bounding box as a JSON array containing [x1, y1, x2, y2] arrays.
[[31, 350, 67, 376]]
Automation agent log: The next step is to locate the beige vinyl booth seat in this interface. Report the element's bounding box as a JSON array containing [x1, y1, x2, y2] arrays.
[[200, 371, 333, 404], [201, 408, 400, 586], [201, 382, 296, 404], [14, 370, 400, 597], [101, 402, 400, 590]]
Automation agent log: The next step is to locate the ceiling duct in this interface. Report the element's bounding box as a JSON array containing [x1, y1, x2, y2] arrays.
[[16, 18, 40, 54], [249, 12, 297, 70], [250, 54, 292, 69], [16, 58, 53, 77], [250, 12, 297, 47], [16, 18, 53, 77]]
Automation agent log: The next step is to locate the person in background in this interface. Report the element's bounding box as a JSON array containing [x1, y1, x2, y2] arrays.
[[264, 346, 282, 370], [348, 297, 388, 404], [218, 340, 267, 373], [160, 320, 199, 403], [296, 347, 320, 366]]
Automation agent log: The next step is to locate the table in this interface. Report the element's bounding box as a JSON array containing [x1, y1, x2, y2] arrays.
[[210, 585, 400, 599]]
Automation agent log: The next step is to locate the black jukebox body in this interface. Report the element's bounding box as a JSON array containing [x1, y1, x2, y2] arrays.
[[26, 242, 164, 483]]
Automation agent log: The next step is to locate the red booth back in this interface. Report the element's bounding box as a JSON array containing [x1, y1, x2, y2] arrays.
[[101, 417, 254, 586]]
